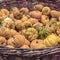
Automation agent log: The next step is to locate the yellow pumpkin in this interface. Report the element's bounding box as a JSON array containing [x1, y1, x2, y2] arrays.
[[44, 33, 58, 47]]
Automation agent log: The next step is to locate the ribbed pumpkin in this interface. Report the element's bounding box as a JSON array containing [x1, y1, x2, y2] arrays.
[[7, 35, 25, 47], [0, 36, 7, 46], [30, 39, 46, 48], [44, 33, 58, 47]]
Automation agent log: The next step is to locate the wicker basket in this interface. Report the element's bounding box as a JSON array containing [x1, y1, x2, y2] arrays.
[[0, 0, 60, 60]]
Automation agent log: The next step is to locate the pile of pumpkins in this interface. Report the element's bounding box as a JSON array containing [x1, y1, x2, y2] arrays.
[[0, 4, 60, 49]]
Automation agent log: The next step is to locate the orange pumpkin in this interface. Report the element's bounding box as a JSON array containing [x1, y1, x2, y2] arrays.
[[28, 18, 38, 25], [10, 29, 19, 37], [0, 36, 7, 46], [34, 4, 44, 11], [30, 39, 46, 48], [29, 11, 42, 19], [20, 45, 29, 48], [24, 39, 30, 46], [7, 35, 25, 47], [51, 10, 59, 17], [20, 8, 29, 13]]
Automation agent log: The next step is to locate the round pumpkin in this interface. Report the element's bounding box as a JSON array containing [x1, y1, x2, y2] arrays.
[[34, 4, 44, 11], [41, 15, 49, 24], [44, 33, 58, 47], [0, 36, 7, 46], [1, 9, 9, 18], [22, 21, 32, 29], [2, 18, 15, 29], [50, 10, 59, 18], [7, 35, 25, 47], [15, 20, 23, 30], [4, 28, 11, 38], [29, 11, 42, 19], [10, 29, 19, 37], [28, 18, 38, 25], [22, 28, 38, 41], [20, 8, 29, 14], [7, 38, 16, 47], [42, 7, 51, 15], [30, 39, 46, 48], [21, 15, 28, 22]]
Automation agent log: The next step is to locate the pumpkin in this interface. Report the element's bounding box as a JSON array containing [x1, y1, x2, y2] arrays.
[[29, 11, 42, 19], [10, 7, 19, 15], [2, 18, 15, 29], [34, 4, 44, 11], [0, 9, 9, 18], [15, 20, 23, 30], [22, 28, 38, 41], [0, 36, 6, 46], [20, 45, 29, 48], [24, 39, 30, 46], [20, 8, 29, 14], [7, 38, 16, 47], [41, 15, 49, 24], [4, 28, 11, 38], [22, 21, 32, 29], [10, 29, 19, 37], [0, 28, 4, 36], [33, 22, 43, 31], [38, 28, 51, 39], [30, 39, 46, 48], [28, 18, 38, 25], [21, 15, 28, 22], [7, 35, 25, 47], [44, 33, 58, 47], [42, 7, 51, 15], [50, 10, 59, 18]]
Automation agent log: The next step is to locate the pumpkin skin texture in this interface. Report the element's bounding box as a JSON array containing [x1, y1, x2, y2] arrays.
[[10, 29, 19, 37], [15, 20, 22, 30], [44, 34, 58, 47], [28, 18, 38, 25], [34, 4, 44, 11], [50, 10, 59, 18], [21, 15, 28, 22], [7, 35, 26, 47], [20, 8, 29, 14], [0, 9, 9, 18], [42, 7, 51, 15], [2, 18, 15, 29], [30, 39, 46, 48], [20, 45, 29, 48], [22, 28, 38, 41], [24, 39, 30, 46], [0, 36, 7, 46], [7, 38, 16, 47], [29, 11, 42, 19]]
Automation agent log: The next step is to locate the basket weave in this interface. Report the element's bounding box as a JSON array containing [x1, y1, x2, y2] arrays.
[[0, 0, 60, 60]]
